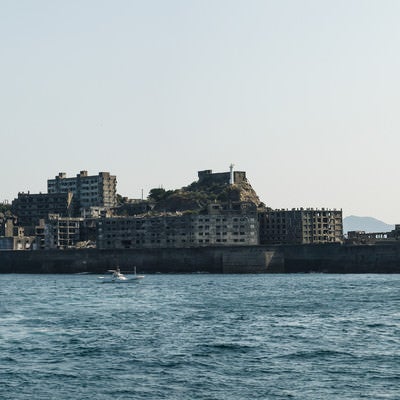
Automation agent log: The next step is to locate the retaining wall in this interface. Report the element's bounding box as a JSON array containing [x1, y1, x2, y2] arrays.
[[1, 243, 400, 273]]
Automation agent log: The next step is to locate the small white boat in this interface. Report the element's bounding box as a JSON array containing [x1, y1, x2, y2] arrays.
[[98, 267, 144, 283]]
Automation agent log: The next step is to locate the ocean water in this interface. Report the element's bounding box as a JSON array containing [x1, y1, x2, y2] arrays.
[[0, 273, 399, 400]]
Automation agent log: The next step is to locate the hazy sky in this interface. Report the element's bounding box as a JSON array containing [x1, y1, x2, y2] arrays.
[[1, 1, 400, 223]]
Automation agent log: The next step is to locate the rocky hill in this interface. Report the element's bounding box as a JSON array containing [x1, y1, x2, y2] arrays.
[[148, 173, 263, 213]]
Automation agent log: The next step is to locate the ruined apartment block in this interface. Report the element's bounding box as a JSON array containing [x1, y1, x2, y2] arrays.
[[97, 202, 259, 249], [47, 170, 117, 212], [259, 208, 343, 244]]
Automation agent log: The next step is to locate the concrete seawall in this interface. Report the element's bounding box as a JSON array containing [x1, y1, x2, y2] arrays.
[[1, 243, 400, 273], [0, 246, 283, 274], [283, 243, 400, 273]]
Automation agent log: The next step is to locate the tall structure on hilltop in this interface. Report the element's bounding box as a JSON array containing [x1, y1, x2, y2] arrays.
[[47, 171, 117, 212], [195, 168, 261, 207], [229, 164, 235, 185], [197, 168, 247, 186]]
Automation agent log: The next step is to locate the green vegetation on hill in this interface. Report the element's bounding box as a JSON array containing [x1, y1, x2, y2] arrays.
[[0, 203, 11, 214], [0, 203, 13, 224], [114, 174, 263, 216], [147, 177, 263, 213]]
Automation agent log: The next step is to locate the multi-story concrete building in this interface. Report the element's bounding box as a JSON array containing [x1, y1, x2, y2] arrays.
[[0, 216, 16, 237], [259, 208, 343, 244], [34, 216, 96, 250], [346, 230, 390, 244], [97, 202, 259, 249], [345, 224, 400, 244], [47, 171, 117, 212], [0, 235, 35, 251], [44, 215, 83, 249], [197, 168, 247, 186], [0, 223, 35, 251], [11, 192, 74, 227]]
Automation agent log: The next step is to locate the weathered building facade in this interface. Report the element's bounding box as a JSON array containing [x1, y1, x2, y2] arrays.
[[97, 202, 259, 249], [197, 169, 247, 185], [43, 215, 83, 249], [0, 216, 17, 237], [34, 216, 96, 250], [7, 167, 347, 251], [11, 192, 74, 227], [260, 208, 343, 244], [47, 171, 117, 212], [0, 236, 35, 251]]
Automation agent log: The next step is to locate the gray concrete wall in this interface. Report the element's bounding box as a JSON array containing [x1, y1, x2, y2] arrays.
[[1, 243, 400, 273], [0, 246, 278, 274], [282, 243, 400, 273]]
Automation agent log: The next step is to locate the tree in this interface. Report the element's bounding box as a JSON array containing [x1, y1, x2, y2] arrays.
[[0, 203, 11, 214], [148, 188, 167, 202]]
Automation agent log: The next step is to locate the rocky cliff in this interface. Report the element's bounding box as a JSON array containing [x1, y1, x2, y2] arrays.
[[151, 173, 263, 213]]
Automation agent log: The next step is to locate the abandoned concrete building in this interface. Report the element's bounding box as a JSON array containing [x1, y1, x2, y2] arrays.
[[197, 168, 247, 186], [3, 167, 345, 250], [346, 225, 400, 244], [259, 208, 343, 245], [43, 215, 83, 249], [0, 234, 35, 251], [97, 202, 259, 249], [34, 215, 98, 250], [47, 171, 117, 212], [11, 192, 74, 227]]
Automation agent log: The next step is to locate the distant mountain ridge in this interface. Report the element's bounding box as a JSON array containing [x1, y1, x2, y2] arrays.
[[343, 215, 395, 234]]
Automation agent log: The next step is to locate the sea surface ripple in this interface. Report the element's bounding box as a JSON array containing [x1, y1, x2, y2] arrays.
[[1, 273, 399, 399]]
